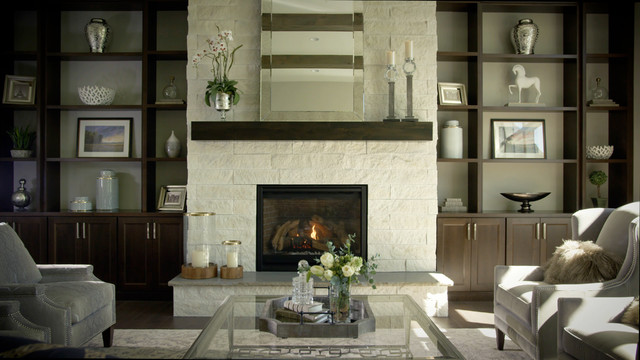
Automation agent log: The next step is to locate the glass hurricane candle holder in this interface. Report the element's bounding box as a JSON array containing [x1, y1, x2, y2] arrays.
[[221, 240, 243, 279]]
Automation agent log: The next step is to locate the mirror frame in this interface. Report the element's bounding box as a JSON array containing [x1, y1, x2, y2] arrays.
[[260, 0, 364, 121]]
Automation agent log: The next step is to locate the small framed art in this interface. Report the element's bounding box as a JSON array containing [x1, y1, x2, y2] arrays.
[[438, 82, 467, 105], [77, 118, 132, 158], [491, 119, 546, 159], [3, 75, 36, 105], [158, 185, 187, 211]]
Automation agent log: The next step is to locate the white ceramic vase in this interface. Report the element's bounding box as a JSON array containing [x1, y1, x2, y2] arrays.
[[165, 130, 181, 158], [441, 120, 463, 159], [96, 169, 118, 211]]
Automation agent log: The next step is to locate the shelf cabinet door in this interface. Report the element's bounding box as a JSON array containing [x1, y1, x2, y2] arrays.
[[118, 216, 183, 294], [470, 218, 505, 292], [48, 216, 117, 283], [437, 218, 472, 291], [506, 216, 571, 266], [0, 216, 47, 263]]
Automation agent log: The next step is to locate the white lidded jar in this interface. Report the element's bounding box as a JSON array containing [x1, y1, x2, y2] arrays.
[[96, 169, 119, 210], [441, 120, 463, 159]]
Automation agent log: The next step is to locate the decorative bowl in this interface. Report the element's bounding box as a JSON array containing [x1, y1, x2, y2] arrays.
[[586, 145, 613, 160], [78, 85, 116, 105], [501, 192, 550, 213]]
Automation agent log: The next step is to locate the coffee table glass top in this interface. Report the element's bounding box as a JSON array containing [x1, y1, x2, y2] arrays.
[[184, 294, 463, 359]]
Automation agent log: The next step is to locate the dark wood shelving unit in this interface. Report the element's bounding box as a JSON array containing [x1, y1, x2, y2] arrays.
[[2, 0, 188, 299]]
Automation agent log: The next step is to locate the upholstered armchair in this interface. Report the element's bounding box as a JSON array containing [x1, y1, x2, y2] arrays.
[[493, 202, 639, 359], [0, 222, 115, 347], [557, 297, 638, 360]]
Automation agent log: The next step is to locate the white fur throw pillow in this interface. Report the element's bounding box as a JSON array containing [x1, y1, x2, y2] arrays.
[[543, 240, 623, 284], [621, 298, 639, 326]]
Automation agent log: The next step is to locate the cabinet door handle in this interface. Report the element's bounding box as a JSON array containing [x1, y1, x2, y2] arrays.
[[473, 223, 477, 241], [76, 222, 80, 239], [153, 223, 157, 239], [82, 223, 86, 239], [11, 222, 16, 230], [146, 223, 150, 239], [536, 223, 540, 240], [466, 223, 471, 241], [542, 223, 547, 240]]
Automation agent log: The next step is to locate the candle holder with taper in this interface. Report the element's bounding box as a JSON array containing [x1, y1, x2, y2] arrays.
[[383, 64, 400, 122], [402, 57, 418, 122]]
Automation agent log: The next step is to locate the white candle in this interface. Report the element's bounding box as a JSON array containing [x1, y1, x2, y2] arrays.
[[227, 251, 238, 268], [405, 40, 413, 59], [386, 50, 395, 66], [191, 250, 208, 268]]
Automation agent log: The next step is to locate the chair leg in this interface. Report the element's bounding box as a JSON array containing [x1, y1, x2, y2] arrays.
[[102, 326, 114, 347], [496, 328, 505, 350]]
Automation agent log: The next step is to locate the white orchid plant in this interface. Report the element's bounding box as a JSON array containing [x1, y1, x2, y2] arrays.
[[299, 234, 379, 292], [192, 26, 243, 106]]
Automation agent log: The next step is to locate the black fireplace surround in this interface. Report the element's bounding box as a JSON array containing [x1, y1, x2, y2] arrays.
[[256, 185, 367, 271]]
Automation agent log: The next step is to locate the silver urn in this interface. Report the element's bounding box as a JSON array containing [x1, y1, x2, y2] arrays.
[[511, 18, 538, 55], [11, 178, 31, 210], [85, 18, 112, 53]]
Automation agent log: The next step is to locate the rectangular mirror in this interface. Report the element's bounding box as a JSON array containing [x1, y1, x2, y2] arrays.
[[261, 0, 364, 121]]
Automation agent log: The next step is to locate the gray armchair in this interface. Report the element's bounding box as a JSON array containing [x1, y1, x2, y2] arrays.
[[494, 202, 639, 359], [557, 297, 638, 360], [0, 222, 115, 347]]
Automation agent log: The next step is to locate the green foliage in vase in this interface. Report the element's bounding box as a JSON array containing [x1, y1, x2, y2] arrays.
[[589, 170, 607, 198], [7, 125, 36, 150]]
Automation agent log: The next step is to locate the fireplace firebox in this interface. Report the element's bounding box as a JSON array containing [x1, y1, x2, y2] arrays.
[[256, 185, 367, 271]]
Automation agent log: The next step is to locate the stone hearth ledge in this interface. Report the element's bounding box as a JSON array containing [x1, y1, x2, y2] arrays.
[[169, 271, 453, 317]]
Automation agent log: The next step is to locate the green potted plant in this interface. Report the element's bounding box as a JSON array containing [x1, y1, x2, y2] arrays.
[[588, 170, 607, 207], [7, 125, 36, 158]]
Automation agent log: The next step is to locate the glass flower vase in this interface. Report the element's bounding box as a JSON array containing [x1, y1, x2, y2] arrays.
[[330, 283, 351, 323]]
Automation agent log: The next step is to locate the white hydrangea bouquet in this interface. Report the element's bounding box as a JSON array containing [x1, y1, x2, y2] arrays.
[[299, 234, 378, 322]]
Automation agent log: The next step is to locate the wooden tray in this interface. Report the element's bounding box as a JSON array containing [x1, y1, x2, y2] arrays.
[[258, 296, 375, 338]]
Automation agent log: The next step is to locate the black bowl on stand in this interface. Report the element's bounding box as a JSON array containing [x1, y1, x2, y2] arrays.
[[500, 192, 551, 213]]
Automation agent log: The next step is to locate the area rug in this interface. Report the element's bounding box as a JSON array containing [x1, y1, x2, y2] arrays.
[[84, 328, 526, 359]]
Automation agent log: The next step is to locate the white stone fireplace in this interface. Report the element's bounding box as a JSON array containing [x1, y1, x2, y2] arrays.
[[185, 1, 439, 273], [173, 0, 448, 317]]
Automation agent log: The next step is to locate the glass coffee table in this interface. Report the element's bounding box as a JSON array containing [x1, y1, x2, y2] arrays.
[[184, 294, 463, 359]]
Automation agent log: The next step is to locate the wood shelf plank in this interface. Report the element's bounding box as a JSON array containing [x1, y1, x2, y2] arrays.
[[191, 122, 433, 141]]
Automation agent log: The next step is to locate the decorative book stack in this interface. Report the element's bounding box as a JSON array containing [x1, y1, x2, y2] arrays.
[[587, 99, 619, 107], [439, 198, 467, 213], [276, 300, 328, 323]]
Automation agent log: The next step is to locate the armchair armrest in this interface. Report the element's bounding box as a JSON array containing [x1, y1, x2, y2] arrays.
[[37, 264, 98, 283], [0, 283, 46, 296]]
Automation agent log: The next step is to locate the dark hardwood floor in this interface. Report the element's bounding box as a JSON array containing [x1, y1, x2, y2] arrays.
[[114, 300, 495, 330]]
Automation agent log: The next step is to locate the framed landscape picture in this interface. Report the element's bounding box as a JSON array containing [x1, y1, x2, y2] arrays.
[[158, 185, 187, 211], [77, 118, 132, 158], [491, 119, 546, 159]]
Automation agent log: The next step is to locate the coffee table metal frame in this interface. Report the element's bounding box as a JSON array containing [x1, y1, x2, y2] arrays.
[[183, 294, 463, 359]]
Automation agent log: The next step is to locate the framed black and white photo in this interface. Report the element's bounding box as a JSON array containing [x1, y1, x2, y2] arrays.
[[437, 82, 467, 105], [491, 119, 546, 159], [3, 75, 36, 105], [77, 118, 132, 158], [158, 185, 187, 211]]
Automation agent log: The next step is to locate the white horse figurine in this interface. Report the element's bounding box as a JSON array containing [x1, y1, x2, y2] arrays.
[[508, 64, 541, 103]]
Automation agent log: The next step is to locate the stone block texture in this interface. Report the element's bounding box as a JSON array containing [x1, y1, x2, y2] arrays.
[[187, 1, 438, 272]]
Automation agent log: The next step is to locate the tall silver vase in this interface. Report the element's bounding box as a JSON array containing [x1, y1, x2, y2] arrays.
[[85, 18, 112, 53], [511, 18, 538, 55]]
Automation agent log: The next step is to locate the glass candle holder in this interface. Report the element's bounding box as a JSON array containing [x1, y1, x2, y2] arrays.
[[183, 212, 216, 266], [222, 240, 241, 268]]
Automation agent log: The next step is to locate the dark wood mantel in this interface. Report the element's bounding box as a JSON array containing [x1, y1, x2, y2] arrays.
[[190, 121, 433, 141]]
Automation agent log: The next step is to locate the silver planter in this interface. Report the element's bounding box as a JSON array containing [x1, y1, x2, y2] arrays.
[[215, 92, 233, 121], [85, 18, 111, 53], [511, 18, 538, 55]]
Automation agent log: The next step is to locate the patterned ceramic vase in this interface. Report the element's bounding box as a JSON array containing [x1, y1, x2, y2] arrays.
[[85, 18, 111, 53], [511, 18, 538, 55]]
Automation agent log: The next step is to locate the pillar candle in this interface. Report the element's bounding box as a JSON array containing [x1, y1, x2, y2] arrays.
[[405, 40, 413, 59], [386, 50, 395, 66], [227, 251, 238, 268], [191, 250, 208, 268]]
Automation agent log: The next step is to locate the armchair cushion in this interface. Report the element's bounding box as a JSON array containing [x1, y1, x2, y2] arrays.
[[0, 224, 41, 284], [43, 282, 114, 324], [596, 202, 640, 259], [542, 240, 623, 284], [563, 323, 638, 360]]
